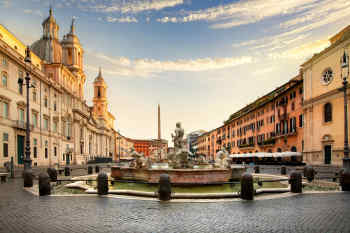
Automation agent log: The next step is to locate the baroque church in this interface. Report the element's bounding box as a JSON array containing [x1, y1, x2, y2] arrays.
[[0, 8, 116, 167]]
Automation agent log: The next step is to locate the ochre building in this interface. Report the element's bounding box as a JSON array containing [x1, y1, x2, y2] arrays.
[[302, 25, 350, 166], [198, 73, 304, 161], [0, 9, 116, 167]]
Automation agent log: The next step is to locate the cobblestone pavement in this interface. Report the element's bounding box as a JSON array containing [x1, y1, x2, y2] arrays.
[[1, 179, 350, 233]]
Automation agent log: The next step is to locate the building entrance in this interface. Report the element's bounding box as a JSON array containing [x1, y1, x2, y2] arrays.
[[17, 135, 25, 165], [324, 145, 332, 164]]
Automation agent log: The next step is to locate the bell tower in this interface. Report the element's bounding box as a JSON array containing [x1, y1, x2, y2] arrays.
[[93, 68, 108, 120], [62, 18, 84, 71]]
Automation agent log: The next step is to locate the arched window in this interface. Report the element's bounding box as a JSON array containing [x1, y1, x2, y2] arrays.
[[277, 148, 282, 152], [291, 146, 297, 152], [97, 87, 101, 97], [324, 103, 332, 122]]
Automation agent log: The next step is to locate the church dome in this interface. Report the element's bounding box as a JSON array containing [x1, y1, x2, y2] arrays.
[[31, 8, 62, 63]]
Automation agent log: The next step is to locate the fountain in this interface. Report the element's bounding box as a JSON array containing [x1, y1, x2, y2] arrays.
[[111, 122, 246, 184]]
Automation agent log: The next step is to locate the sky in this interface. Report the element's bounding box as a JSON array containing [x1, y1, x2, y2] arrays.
[[1, 0, 350, 145]]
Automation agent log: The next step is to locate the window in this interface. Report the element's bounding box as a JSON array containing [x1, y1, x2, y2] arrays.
[[299, 114, 303, 128], [44, 97, 48, 108], [321, 68, 333, 85], [53, 101, 57, 111], [45, 140, 48, 159], [2, 56, 8, 66], [19, 109, 25, 122], [33, 138, 37, 158], [19, 84, 23, 95], [54, 147, 57, 157], [1, 72, 7, 87], [44, 118, 49, 131], [98, 87, 101, 97], [3, 133, 8, 157], [3, 102, 9, 118], [32, 112, 38, 128], [33, 91, 37, 102], [291, 102, 295, 111], [53, 121, 57, 133], [324, 103, 332, 122]]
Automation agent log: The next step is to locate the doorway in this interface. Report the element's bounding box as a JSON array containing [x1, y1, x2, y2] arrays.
[[17, 135, 25, 165], [324, 145, 332, 164]]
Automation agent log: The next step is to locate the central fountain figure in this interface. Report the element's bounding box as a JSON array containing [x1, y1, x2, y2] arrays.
[[172, 122, 184, 150], [168, 122, 191, 168]]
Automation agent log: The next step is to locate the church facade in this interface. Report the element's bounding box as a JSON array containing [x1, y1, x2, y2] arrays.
[[0, 9, 116, 167]]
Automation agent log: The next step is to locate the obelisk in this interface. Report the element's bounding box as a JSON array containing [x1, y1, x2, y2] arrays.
[[158, 104, 161, 140]]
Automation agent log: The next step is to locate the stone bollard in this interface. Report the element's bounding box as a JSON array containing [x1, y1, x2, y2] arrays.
[[158, 174, 172, 201], [340, 162, 350, 191], [88, 166, 93, 175], [289, 172, 302, 193], [64, 166, 70, 177], [38, 172, 51, 196], [240, 172, 254, 200], [97, 172, 109, 195], [303, 166, 308, 177], [23, 169, 33, 188], [281, 166, 287, 175], [10, 157, 14, 178], [304, 165, 316, 182], [254, 166, 260, 174], [95, 165, 100, 174], [47, 168, 57, 182]]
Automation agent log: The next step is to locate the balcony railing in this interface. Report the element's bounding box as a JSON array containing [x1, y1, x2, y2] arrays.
[[14, 120, 34, 130]]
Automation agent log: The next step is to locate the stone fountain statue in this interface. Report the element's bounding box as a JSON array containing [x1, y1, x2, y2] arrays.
[[167, 122, 192, 168], [215, 147, 230, 168], [129, 147, 145, 169]]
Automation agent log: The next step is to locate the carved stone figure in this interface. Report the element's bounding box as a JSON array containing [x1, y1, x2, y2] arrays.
[[216, 148, 230, 168], [129, 147, 144, 168], [172, 122, 184, 151]]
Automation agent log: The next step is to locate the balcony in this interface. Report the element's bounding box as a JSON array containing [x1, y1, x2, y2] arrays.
[[238, 143, 255, 148], [14, 120, 33, 130], [258, 138, 275, 147]]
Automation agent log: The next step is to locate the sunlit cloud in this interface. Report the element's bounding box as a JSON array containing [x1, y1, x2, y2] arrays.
[[87, 53, 253, 78], [23, 9, 43, 17], [105, 16, 138, 23], [85, 0, 184, 14], [157, 0, 317, 28], [268, 39, 330, 60]]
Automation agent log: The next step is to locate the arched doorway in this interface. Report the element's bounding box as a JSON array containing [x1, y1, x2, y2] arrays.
[[291, 146, 297, 152], [277, 148, 282, 152]]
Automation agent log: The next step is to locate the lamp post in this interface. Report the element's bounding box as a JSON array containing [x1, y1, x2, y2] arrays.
[[18, 46, 34, 187], [117, 130, 121, 163], [341, 50, 350, 191]]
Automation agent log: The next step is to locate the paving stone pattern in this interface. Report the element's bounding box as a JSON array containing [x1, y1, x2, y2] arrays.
[[1, 179, 350, 233]]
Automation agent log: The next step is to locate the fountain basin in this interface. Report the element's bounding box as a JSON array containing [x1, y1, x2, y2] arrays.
[[111, 166, 246, 185]]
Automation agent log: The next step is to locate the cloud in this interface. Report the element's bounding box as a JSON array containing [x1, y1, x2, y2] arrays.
[[157, 0, 317, 28], [0, 0, 11, 8], [88, 53, 253, 78], [86, 0, 183, 14], [23, 9, 43, 17], [157, 17, 178, 23], [105, 16, 138, 23], [268, 39, 330, 60]]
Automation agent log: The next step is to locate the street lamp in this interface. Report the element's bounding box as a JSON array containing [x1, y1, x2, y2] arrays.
[[19, 46, 35, 187], [340, 50, 350, 191]]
